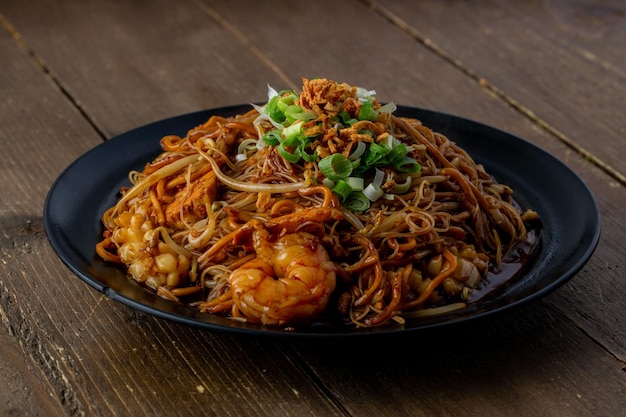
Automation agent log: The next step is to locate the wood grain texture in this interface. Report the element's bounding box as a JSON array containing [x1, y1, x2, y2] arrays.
[[0, 328, 63, 416], [292, 302, 626, 416], [1, 0, 289, 138], [0, 18, 96, 416], [373, 0, 626, 183], [1, 0, 625, 415]]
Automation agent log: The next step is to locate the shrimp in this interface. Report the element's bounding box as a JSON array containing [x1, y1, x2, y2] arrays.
[[228, 220, 337, 326]]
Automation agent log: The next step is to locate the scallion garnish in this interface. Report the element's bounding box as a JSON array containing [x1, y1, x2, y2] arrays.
[[339, 111, 358, 126], [391, 176, 412, 194], [395, 156, 421, 173], [318, 154, 353, 182], [298, 140, 317, 162], [265, 90, 298, 124], [285, 105, 316, 123], [345, 176, 364, 191], [363, 183, 384, 202], [258, 83, 421, 213], [348, 141, 367, 161], [262, 131, 281, 146], [344, 192, 371, 212], [358, 100, 378, 122], [282, 121, 303, 142], [266, 96, 286, 123], [363, 142, 390, 166], [332, 180, 353, 202], [278, 142, 301, 163]]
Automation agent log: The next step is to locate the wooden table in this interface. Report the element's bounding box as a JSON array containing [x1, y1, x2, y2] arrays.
[[1, 1, 625, 416]]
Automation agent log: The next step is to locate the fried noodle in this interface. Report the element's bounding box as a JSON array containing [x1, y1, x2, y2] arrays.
[[96, 78, 539, 328]]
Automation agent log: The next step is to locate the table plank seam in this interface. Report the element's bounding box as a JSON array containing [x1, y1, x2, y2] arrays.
[[288, 345, 354, 417], [0, 12, 107, 143], [192, 0, 298, 91], [0, 275, 87, 416], [362, 0, 626, 187]]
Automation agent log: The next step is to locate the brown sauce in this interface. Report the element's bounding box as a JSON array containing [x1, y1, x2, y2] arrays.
[[468, 227, 541, 303]]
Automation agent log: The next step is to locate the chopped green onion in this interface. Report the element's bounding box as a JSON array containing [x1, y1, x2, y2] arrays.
[[319, 154, 353, 181], [344, 192, 370, 212], [348, 141, 367, 161], [339, 111, 358, 126], [282, 134, 301, 148], [267, 84, 279, 100], [266, 96, 286, 123], [386, 143, 408, 165], [372, 168, 385, 187], [358, 100, 378, 121], [345, 176, 364, 191], [358, 129, 375, 138], [265, 90, 299, 124], [332, 180, 353, 202], [396, 156, 421, 173], [298, 141, 317, 162], [282, 121, 303, 142], [278, 142, 301, 163], [322, 178, 335, 188], [363, 183, 384, 201], [262, 123, 317, 165], [391, 176, 412, 194], [383, 134, 398, 148], [262, 131, 281, 146], [285, 105, 316, 122], [356, 87, 376, 100], [363, 142, 390, 165], [378, 102, 397, 114], [276, 98, 295, 113]]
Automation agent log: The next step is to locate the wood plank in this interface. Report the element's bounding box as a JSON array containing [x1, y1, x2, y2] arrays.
[[1, 0, 292, 138], [1, 0, 625, 415], [293, 302, 626, 417], [0, 305, 64, 416], [373, 0, 626, 183], [0, 18, 94, 417], [0, 13, 114, 413]]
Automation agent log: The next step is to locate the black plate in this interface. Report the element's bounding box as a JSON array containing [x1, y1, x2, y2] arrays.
[[43, 105, 601, 337]]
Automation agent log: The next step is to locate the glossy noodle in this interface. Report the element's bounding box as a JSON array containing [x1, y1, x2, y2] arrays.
[[96, 78, 539, 328]]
